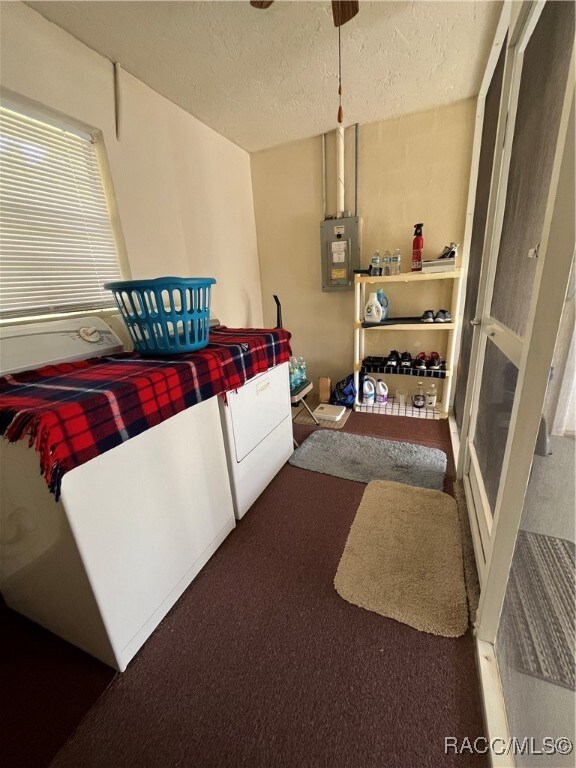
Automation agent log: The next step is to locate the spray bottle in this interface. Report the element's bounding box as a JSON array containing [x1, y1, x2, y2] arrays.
[[411, 223, 424, 272]]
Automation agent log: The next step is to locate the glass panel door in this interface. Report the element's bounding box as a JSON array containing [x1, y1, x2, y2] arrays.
[[472, 340, 518, 515], [455, 42, 506, 431], [463, 0, 575, 577], [496, 357, 575, 767], [490, 2, 575, 336]]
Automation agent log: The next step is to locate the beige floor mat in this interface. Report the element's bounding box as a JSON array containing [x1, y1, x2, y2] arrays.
[[335, 480, 469, 637]]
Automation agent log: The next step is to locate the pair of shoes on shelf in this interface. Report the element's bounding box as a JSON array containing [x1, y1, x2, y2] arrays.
[[414, 352, 427, 370], [388, 350, 422, 368], [427, 352, 442, 370], [421, 309, 453, 323], [437, 242, 459, 259], [414, 352, 446, 371], [363, 355, 387, 368]]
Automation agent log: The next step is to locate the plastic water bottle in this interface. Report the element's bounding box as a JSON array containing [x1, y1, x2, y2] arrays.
[[426, 383, 437, 407], [413, 381, 425, 409], [391, 249, 402, 275], [383, 251, 392, 276], [370, 250, 382, 275], [298, 357, 307, 384], [289, 357, 299, 389]]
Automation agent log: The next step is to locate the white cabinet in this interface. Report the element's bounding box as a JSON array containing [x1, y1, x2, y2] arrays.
[[353, 270, 463, 417]]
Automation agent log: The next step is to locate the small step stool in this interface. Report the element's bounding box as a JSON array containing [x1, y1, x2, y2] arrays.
[[290, 379, 319, 447], [290, 379, 320, 426]]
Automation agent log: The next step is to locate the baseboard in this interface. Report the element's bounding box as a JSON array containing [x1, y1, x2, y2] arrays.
[[448, 410, 461, 475], [475, 637, 514, 768], [462, 474, 487, 588]]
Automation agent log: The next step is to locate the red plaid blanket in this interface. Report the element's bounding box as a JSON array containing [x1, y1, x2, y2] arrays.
[[0, 327, 291, 499]]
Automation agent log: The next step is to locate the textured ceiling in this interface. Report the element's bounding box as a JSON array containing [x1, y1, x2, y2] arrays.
[[26, 1, 501, 152]]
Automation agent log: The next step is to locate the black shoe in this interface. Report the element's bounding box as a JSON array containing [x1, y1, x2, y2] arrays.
[[434, 309, 451, 323], [387, 350, 400, 367], [437, 244, 452, 259], [400, 351, 412, 367], [427, 352, 441, 370], [421, 310, 434, 323], [364, 356, 386, 371]]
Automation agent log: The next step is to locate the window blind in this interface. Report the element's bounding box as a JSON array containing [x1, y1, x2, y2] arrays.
[[0, 106, 122, 320]]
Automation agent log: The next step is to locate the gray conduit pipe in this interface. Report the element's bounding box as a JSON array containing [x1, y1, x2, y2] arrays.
[[354, 123, 359, 217], [321, 133, 326, 220], [114, 62, 122, 141]]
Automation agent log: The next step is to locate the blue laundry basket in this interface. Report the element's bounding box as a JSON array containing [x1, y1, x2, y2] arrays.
[[104, 277, 216, 355]]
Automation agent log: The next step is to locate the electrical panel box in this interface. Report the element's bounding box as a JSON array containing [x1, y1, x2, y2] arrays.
[[320, 216, 360, 291]]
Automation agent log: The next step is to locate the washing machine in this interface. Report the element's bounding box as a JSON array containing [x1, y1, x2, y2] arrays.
[[0, 316, 236, 671], [219, 361, 293, 519]]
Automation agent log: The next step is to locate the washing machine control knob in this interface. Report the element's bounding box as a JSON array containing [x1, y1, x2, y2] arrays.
[[79, 326, 101, 343]]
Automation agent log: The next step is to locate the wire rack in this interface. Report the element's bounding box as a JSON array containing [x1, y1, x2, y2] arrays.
[[354, 397, 440, 420]]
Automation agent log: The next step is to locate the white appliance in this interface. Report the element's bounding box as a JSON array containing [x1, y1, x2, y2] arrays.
[[219, 361, 293, 519], [0, 316, 236, 671]]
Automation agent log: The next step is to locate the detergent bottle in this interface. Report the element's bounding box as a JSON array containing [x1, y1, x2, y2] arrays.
[[364, 292, 383, 323], [375, 379, 388, 404], [376, 289, 389, 320], [362, 376, 376, 405]]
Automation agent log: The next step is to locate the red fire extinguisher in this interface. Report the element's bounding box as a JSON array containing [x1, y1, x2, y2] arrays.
[[412, 223, 424, 272]]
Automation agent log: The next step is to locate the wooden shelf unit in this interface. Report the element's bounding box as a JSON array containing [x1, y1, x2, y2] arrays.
[[353, 270, 462, 417], [356, 320, 456, 331], [354, 363, 452, 378], [355, 269, 461, 284]]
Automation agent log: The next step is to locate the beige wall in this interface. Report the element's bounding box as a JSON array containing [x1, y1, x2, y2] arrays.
[[0, 2, 263, 328], [252, 100, 476, 389]]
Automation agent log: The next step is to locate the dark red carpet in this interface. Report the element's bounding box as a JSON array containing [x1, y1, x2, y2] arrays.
[[3, 413, 487, 768], [0, 596, 116, 768]]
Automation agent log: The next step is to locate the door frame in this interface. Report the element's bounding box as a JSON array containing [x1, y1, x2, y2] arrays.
[[458, 2, 575, 624], [455, 2, 530, 588], [449, 1, 512, 421], [451, 4, 574, 763], [456, 1, 538, 485], [476, 72, 574, 642]]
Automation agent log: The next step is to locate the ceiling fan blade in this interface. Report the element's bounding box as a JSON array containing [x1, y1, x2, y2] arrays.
[[250, 1, 274, 8], [331, 0, 359, 27]]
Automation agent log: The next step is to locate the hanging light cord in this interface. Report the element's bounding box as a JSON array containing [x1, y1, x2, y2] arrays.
[[337, 26, 343, 124]]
